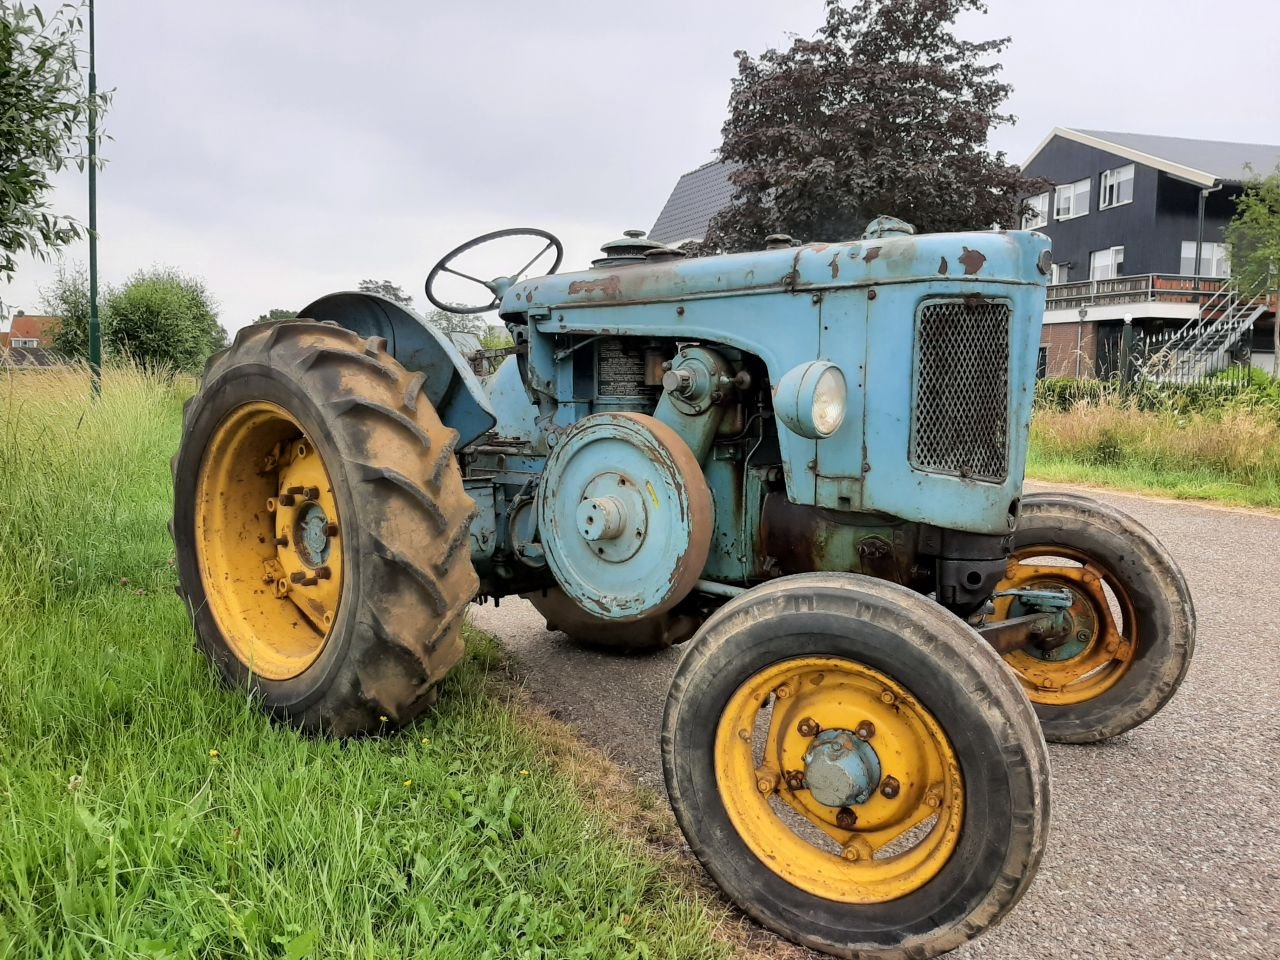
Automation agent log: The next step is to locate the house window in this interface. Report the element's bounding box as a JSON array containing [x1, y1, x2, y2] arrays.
[[1179, 241, 1230, 278], [1023, 192, 1050, 230], [1036, 347, 1048, 380], [1099, 164, 1135, 209], [1050, 263, 1070, 285], [1089, 246, 1125, 280], [9, 338, 38, 348], [1054, 178, 1090, 220]]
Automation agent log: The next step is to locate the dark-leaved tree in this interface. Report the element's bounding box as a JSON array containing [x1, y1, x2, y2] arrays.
[[702, 0, 1040, 252]]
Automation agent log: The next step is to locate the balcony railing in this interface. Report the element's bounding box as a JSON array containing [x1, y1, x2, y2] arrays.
[[1046, 274, 1227, 312]]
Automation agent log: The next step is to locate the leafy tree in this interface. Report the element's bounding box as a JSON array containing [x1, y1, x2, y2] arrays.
[[1226, 169, 1280, 296], [480, 325, 515, 351], [357, 279, 414, 307], [425, 308, 486, 340], [0, 3, 111, 278], [106, 267, 226, 370], [1226, 168, 1280, 376], [41, 262, 92, 358], [701, 0, 1039, 252], [253, 308, 298, 325]]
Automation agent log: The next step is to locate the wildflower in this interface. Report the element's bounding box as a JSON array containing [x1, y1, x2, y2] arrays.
[[208, 749, 220, 759], [120, 577, 130, 586], [67, 775, 83, 793], [403, 779, 413, 788], [519, 769, 530, 777], [379, 716, 389, 724], [421, 737, 431, 745]]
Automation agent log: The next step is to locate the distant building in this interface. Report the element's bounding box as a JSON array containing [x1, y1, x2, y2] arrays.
[[0, 314, 63, 369], [649, 160, 738, 246], [0, 314, 61, 350], [1023, 128, 1279, 378]]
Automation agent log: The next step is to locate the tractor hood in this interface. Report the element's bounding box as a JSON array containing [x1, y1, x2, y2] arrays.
[[501, 229, 1051, 316]]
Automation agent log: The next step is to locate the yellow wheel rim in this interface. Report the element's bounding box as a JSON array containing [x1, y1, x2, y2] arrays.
[[196, 401, 344, 681], [994, 546, 1138, 705], [715, 657, 963, 903]]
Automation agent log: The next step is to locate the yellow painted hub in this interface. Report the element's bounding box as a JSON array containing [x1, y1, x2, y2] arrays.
[[195, 402, 344, 681], [995, 546, 1138, 705], [715, 657, 963, 903]]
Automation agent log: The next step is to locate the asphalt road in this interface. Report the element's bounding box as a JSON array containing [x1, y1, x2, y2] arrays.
[[470, 485, 1280, 960]]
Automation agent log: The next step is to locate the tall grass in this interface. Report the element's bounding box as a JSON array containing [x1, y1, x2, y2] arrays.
[[1029, 394, 1280, 508], [0, 364, 727, 959]]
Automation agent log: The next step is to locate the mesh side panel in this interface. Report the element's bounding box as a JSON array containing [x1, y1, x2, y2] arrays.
[[910, 300, 1011, 482]]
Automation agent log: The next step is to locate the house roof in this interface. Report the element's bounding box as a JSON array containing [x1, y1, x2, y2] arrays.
[[0, 346, 61, 368], [648, 160, 737, 244], [1025, 127, 1280, 188], [7, 315, 60, 341]]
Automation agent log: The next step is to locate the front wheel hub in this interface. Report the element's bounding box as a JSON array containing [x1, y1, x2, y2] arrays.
[[802, 729, 882, 807]]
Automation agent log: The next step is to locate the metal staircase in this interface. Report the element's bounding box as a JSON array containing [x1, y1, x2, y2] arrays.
[[1136, 273, 1269, 382]]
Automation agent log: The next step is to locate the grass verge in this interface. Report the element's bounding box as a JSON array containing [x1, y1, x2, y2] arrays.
[[1028, 398, 1280, 510], [0, 365, 732, 960]]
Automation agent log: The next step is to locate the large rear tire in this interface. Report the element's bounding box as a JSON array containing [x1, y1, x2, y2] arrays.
[[172, 321, 478, 736], [664, 573, 1050, 959]]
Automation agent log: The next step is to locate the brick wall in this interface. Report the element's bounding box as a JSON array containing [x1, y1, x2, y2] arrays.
[[1040, 320, 1098, 378]]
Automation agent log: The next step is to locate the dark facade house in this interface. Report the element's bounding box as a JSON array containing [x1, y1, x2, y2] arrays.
[[1022, 128, 1279, 379]]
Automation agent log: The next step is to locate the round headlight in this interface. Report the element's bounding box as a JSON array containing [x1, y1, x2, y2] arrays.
[[773, 361, 848, 439], [810, 365, 848, 438]]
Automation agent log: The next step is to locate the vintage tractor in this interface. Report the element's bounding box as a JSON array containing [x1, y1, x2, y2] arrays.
[[171, 219, 1194, 958]]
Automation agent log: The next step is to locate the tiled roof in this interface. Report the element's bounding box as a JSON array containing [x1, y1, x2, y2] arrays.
[[649, 160, 738, 244], [0, 347, 61, 368]]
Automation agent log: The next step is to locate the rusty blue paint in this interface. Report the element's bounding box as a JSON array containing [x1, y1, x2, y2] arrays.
[[803, 729, 882, 808], [500, 228, 1051, 536]]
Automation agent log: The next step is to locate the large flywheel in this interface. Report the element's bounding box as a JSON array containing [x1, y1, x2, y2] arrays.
[[536, 413, 712, 622]]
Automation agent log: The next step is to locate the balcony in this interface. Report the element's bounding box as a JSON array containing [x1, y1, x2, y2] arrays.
[[1046, 275, 1226, 312]]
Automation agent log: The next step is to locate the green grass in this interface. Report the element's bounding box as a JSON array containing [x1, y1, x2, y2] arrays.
[[0, 365, 727, 960], [1027, 397, 1280, 511]]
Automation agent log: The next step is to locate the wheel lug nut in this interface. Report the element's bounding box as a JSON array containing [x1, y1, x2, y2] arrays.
[[925, 793, 942, 809], [290, 571, 318, 586], [775, 684, 792, 700], [274, 579, 289, 597], [879, 690, 895, 705], [784, 770, 806, 791], [325, 522, 339, 537], [273, 536, 288, 547], [266, 498, 277, 513], [855, 720, 875, 741], [880, 775, 901, 799], [835, 807, 858, 830], [315, 566, 332, 580], [756, 775, 775, 794], [797, 717, 819, 737], [278, 494, 296, 507], [841, 846, 860, 861]]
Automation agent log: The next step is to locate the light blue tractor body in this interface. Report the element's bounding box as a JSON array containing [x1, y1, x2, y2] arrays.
[[309, 222, 1051, 624]]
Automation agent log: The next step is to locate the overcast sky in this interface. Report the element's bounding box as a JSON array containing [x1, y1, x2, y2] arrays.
[[4, 0, 1278, 331]]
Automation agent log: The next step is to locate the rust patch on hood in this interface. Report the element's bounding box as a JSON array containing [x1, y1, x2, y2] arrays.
[[864, 246, 881, 263], [938, 256, 948, 275], [828, 253, 840, 279], [958, 247, 986, 275], [567, 275, 622, 298]]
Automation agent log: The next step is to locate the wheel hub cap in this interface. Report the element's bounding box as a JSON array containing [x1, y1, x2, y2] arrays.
[[803, 729, 882, 807], [294, 501, 333, 567]]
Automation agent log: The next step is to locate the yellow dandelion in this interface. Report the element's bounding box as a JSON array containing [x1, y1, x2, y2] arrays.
[[379, 716, 389, 723], [208, 749, 220, 759], [519, 769, 530, 777], [421, 737, 431, 745], [403, 779, 413, 788]]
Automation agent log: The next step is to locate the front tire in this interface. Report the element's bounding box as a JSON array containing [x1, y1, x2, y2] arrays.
[[994, 492, 1195, 743], [172, 321, 478, 736], [663, 574, 1050, 959]]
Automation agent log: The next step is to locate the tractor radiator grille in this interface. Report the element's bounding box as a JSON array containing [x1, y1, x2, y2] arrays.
[[910, 299, 1011, 482]]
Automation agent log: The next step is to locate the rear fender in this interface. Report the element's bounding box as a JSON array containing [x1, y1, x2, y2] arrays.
[[300, 292, 496, 448]]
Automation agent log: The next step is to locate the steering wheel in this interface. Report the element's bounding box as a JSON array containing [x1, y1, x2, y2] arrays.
[[424, 227, 564, 314]]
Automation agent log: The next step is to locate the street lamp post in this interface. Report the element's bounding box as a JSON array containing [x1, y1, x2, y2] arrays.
[[87, 0, 101, 396]]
